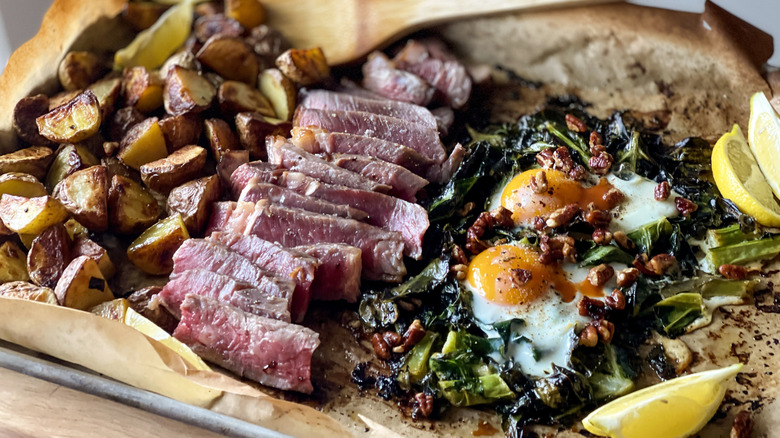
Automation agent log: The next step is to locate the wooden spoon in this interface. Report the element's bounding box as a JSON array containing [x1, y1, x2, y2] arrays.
[[261, 0, 615, 65]]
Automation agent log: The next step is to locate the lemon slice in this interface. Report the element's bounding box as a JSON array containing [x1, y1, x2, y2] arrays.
[[123, 307, 211, 371], [748, 91, 780, 199], [114, 0, 194, 70], [582, 363, 742, 438], [712, 123, 780, 227]]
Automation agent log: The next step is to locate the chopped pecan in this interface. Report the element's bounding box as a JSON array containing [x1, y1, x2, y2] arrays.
[[565, 114, 588, 132], [589, 131, 603, 149], [452, 245, 468, 265], [596, 320, 615, 343], [552, 147, 575, 173], [529, 170, 548, 194], [457, 201, 475, 217], [587, 264, 615, 287], [562, 242, 577, 263], [382, 331, 402, 348], [533, 216, 546, 231], [605, 289, 626, 310], [510, 268, 532, 285], [675, 197, 698, 216], [585, 209, 612, 229], [414, 393, 434, 418], [546, 204, 582, 228], [371, 333, 391, 360], [568, 164, 587, 181], [616, 267, 640, 287], [654, 181, 671, 201], [465, 206, 513, 254], [401, 319, 426, 351], [634, 253, 677, 276], [536, 148, 555, 168], [590, 142, 607, 155], [578, 296, 606, 319], [450, 263, 467, 281], [578, 325, 599, 347], [539, 234, 576, 265], [592, 228, 613, 245], [719, 264, 748, 280], [602, 187, 625, 208], [730, 410, 753, 438], [613, 231, 635, 251], [589, 151, 614, 175]]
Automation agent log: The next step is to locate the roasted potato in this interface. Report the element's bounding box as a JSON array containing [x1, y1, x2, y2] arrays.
[[108, 174, 161, 234], [225, 0, 265, 29], [121, 1, 169, 31], [163, 66, 215, 116], [12, 94, 54, 146], [0, 195, 69, 235], [204, 118, 239, 160], [126, 286, 178, 333], [218, 80, 274, 117], [123, 66, 164, 113], [63, 218, 89, 241], [159, 113, 203, 152], [127, 213, 190, 275], [58, 51, 108, 91], [140, 145, 206, 193], [275, 47, 330, 86], [258, 68, 296, 121], [48, 90, 82, 110], [217, 149, 249, 184], [160, 51, 200, 78], [36, 90, 102, 143], [88, 77, 122, 120], [0, 173, 47, 198], [109, 106, 145, 142], [54, 256, 113, 310], [245, 25, 290, 61], [72, 236, 115, 279], [45, 144, 99, 191], [27, 223, 71, 288], [0, 146, 54, 181], [235, 111, 292, 159], [0, 241, 29, 284], [53, 165, 109, 232], [167, 175, 221, 234], [0, 281, 58, 304], [194, 14, 245, 43], [197, 36, 259, 86], [118, 117, 169, 170], [101, 156, 138, 182]]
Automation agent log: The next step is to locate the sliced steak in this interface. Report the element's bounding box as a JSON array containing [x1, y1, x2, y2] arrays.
[[362, 52, 434, 106], [160, 269, 291, 322], [281, 172, 429, 259], [425, 143, 466, 184], [299, 89, 438, 130], [431, 106, 454, 137], [174, 295, 320, 393], [246, 201, 406, 282], [207, 232, 318, 323], [205, 201, 255, 235], [394, 40, 472, 109], [293, 107, 446, 163], [333, 154, 428, 202], [291, 127, 433, 175], [238, 180, 368, 221], [171, 239, 295, 304], [266, 136, 390, 193], [229, 161, 282, 195], [296, 244, 362, 302]]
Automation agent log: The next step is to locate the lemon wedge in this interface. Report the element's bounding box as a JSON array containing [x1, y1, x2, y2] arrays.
[[748, 91, 780, 200], [114, 0, 194, 70], [123, 307, 211, 371], [583, 363, 742, 438], [712, 123, 780, 226]]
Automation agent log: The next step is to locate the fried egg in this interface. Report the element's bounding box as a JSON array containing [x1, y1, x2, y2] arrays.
[[465, 169, 680, 377]]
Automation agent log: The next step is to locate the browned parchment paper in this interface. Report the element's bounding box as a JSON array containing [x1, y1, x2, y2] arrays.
[[0, 1, 778, 437]]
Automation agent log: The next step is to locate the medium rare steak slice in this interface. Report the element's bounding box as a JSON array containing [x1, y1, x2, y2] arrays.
[[174, 295, 320, 393], [394, 39, 473, 109], [238, 180, 369, 221], [291, 127, 433, 176], [205, 201, 255, 235], [431, 106, 454, 137], [293, 107, 447, 163], [299, 89, 438, 130], [229, 161, 282, 196], [424, 143, 466, 184], [333, 154, 429, 202], [207, 232, 319, 322], [281, 172, 429, 259], [171, 239, 295, 304], [362, 52, 434, 106], [296, 244, 362, 302], [161, 269, 291, 322], [246, 201, 406, 282], [266, 136, 390, 193]]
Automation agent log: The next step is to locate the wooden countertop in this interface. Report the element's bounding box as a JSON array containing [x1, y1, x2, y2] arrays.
[[0, 367, 225, 438]]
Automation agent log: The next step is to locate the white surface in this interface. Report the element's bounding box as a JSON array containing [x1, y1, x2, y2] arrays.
[[0, 1, 778, 71]]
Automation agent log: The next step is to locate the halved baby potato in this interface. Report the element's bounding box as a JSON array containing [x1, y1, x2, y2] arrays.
[[0, 241, 30, 284], [118, 117, 169, 170], [275, 47, 330, 86], [0, 195, 69, 235], [58, 51, 108, 92], [0, 281, 58, 304], [127, 213, 190, 275], [197, 36, 259, 86], [108, 174, 161, 234], [163, 65, 215, 116], [46, 144, 99, 191], [12, 94, 54, 146], [54, 256, 113, 310], [0, 146, 55, 181], [258, 68, 295, 121], [235, 111, 291, 159], [204, 118, 239, 161], [218, 80, 275, 117], [27, 223, 72, 288], [0, 173, 47, 198], [140, 145, 206, 193], [36, 90, 102, 143], [53, 165, 109, 232], [167, 175, 221, 234], [123, 66, 164, 113], [72, 236, 116, 279]]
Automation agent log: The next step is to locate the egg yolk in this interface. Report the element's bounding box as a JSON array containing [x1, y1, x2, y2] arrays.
[[467, 244, 605, 306], [500, 169, 615, 225]]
